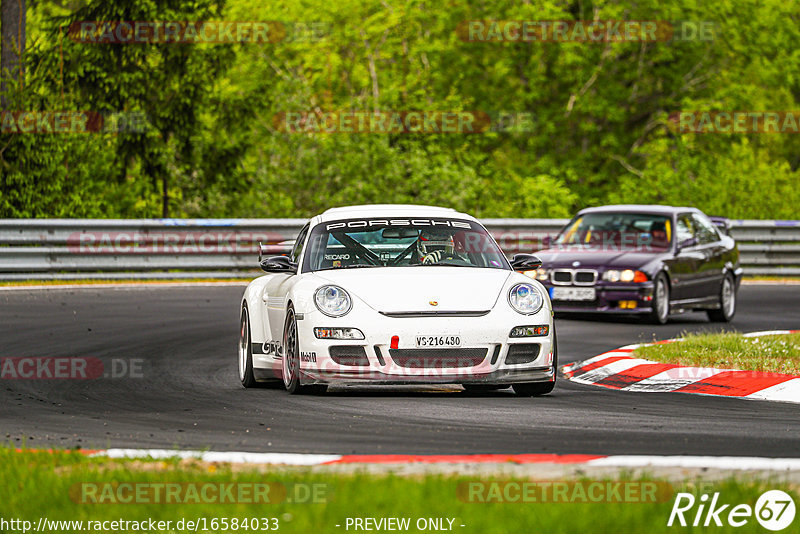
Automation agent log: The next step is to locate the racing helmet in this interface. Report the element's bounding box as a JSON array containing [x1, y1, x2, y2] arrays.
[[416, 229, 455, 257]]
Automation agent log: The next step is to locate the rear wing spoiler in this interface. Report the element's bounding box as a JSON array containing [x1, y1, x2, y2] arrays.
[[708, 216, 731, 236]]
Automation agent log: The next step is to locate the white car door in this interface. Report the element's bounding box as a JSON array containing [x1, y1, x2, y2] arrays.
[[262, 224, 309, 345]]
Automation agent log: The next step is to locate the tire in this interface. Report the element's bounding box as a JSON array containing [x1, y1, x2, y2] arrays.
[[512, 326, 557, 397], [513, 381, 555, 397], [647, 273, 670, 325], [707, 272, 736, 323], [238, 306, 258, 388], [282, 305, 326, 395]]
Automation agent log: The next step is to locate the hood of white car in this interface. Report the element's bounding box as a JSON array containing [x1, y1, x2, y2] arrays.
[[311, 267, 512, 313]]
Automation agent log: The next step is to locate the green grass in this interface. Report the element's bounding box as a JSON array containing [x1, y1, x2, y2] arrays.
[[634, 332, 800, 374], [1, 448, 798, 533]]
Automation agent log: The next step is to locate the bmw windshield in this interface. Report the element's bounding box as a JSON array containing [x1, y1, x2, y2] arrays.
[[555, 212, 672, 251], [302, 218, 510, 272]]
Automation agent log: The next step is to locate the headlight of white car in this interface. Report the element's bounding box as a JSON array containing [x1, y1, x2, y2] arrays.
[[508, 283, 544, 315], [314, 285, 352, 317]]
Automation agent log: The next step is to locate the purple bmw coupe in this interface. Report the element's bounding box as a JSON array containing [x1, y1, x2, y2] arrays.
[[528, 205, 742, 324]]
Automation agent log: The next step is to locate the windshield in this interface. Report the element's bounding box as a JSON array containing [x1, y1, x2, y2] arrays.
[[302, 217, 510, 272], [555, 212, 672, 251]]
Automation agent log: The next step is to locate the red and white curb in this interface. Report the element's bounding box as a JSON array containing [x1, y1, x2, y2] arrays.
[[562, 330, 800, 404], [77, 449, 800, 470]]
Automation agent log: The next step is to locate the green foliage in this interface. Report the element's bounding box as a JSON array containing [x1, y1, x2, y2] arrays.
[[634, 331, 800, 374], [1, 0, 799, 219], [3, 447, 800, 534]]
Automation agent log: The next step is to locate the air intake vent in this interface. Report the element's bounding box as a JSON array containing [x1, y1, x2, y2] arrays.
[[389, 348, 487, 368], [552, 270, 572, 283], [490, 345, 502, 365], [574, 271, 596, 284], [505, 344, 541, 365], [373, 345, 385, 366], [329, 346, 370, 366]]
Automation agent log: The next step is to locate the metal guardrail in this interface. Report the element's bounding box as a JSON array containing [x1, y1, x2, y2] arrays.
[[0, 218, 797, 280]]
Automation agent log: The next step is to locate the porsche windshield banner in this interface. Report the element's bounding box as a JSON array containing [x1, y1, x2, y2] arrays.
[[323, 218, 476, 232]]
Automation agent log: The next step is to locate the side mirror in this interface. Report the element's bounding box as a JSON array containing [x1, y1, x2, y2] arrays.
[[677, 237, 698, 251], [709, 217, 730, 236], [541, 235, 552, 248], [260, 255, 297, 273], [510, 253, 542, 271]]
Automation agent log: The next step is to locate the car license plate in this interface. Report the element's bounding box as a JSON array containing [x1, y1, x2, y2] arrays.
[[415, 335, 461, 348], [550, 287, 596, 301]]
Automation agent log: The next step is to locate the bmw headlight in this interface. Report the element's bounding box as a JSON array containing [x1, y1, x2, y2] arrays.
[[314, 285, 352, 317], [508, 283, 544, 315], [523, 268, 549, 282], [602, 269, 648, 283]]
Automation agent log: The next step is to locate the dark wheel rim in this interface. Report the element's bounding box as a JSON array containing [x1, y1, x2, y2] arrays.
[[722, 276, 735, 317], [283, 311, 298, 387], [238, 312, 248, 382], [656, 278, 669, 322]]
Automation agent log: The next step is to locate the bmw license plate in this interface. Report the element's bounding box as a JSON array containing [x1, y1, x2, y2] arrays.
[[550, 287, 596, 301], [415, 335, 461, 348]]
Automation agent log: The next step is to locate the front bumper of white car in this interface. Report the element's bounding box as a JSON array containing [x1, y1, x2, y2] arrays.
[[294, 306, 555, 386]]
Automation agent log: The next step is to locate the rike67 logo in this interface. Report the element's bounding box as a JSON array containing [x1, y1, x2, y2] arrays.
[[668, 490, 796, 530]]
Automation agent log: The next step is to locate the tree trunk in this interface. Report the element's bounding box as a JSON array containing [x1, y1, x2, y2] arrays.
[[162, 176, 169, 218], [1, 0, 26, 109]]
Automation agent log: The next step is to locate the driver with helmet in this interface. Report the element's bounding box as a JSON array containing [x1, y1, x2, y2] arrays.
[[416, 228, 468, 265]]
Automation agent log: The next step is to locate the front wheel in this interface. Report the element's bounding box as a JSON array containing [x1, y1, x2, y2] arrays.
[[707, 272, 736, 322], [512, 381, 555, 397], [282, 306, 326, 395], [647, 273, 670, 324]]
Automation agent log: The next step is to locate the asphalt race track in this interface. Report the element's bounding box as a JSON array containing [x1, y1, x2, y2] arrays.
[[1, 284, 798, 457]]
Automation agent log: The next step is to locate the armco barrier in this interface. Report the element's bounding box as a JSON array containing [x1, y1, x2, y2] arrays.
[[0, 218, 797, 280]]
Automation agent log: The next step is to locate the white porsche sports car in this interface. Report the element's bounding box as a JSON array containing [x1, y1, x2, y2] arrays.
[[238, 204, 557, 396]]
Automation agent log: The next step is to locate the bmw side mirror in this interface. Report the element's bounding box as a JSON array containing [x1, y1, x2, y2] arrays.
[[709, 216, 731, 236], [541, 235, 552, 248], [677, 237, 698, 251], [260, 255, 297, 273], [510, 253, 542, 271]]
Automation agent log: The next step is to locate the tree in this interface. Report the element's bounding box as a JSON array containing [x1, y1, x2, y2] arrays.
[[1, 0, 26, 109]]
